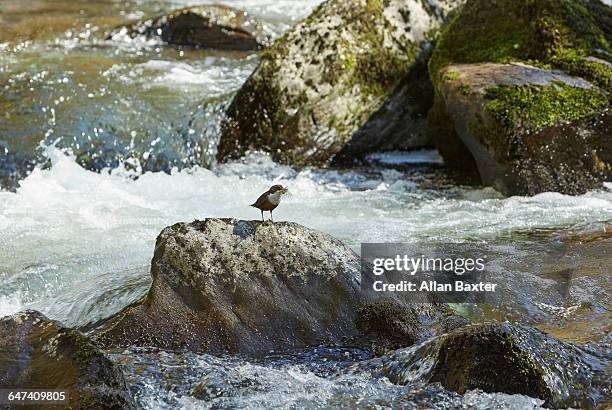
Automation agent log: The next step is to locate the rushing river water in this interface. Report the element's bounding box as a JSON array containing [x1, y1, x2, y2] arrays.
[[1, 0, 611, 408]]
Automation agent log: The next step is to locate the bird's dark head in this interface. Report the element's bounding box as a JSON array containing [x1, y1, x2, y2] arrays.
[[269, 184, 288, 194]]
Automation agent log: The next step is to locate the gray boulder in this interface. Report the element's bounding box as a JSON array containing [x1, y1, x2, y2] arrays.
[[0, 310, 134, 409], [217, 0, 464, 166], [92, 219, 462, 355], [109, 5, 267, 50]]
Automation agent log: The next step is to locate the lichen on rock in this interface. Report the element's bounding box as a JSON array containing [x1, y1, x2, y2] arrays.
[[217, 0, 465, 166]]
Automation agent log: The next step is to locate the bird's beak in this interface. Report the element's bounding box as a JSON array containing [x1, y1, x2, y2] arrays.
[[280, 188, 289, 195]]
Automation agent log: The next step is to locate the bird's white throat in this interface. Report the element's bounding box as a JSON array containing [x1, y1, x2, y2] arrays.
[[268, 191, 282, 205]]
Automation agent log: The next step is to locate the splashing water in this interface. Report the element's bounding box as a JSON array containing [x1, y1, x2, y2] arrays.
[[0, 0, 323, 189], [110, 346, 547, 409]]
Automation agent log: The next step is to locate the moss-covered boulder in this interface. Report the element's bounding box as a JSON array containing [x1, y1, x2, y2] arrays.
[[0, 310, 134, 409], [365, 322, 611, 408], [92, 219, 456, 355], [428, 0, 612, 195], [355, 298, 468, 356], [109, 5, 267, 50], [435, 62, 610, 195], [217, 0, 464, 166]]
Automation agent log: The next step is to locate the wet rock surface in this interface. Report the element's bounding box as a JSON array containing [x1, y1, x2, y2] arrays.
[[355, 298, 468, 356], [435, 63, 610, 195], [0, 310, 134, 409], [360, 322, 611, 409], [427, 0, 612, 195], [92, 218, 364, 354], [217, 0, 463, 166], [109, 5, 267, 50], [91, 219, 459, 355], [113, 345, 548, 409]]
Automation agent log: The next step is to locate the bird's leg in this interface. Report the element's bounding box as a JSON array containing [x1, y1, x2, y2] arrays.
[[261, 210, 264, 222], [270, 210, 274, 223]]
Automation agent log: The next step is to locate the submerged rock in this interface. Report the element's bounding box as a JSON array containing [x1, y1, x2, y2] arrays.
[[362, 322, 611, 409], [217, 0, 464, 166], [92, 219, 459, 355], [428, 0, 612, 195], [0, 310, 134, 409], [109, 5, 267, 50]]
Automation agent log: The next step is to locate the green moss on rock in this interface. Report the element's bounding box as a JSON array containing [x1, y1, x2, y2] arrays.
[[428, 0, 611, 194], [355, 298, 468, 355], [443, 70, 461, 81], [0, 311, 134, 409], [63, 329, 104, 368], [429, 324, 551, 401], [429, 0, 612, 88], [485, 82, 608, 130], [380, 322, 611, 408], [550, 48, 612, 94], [356, 298, 422, 346]]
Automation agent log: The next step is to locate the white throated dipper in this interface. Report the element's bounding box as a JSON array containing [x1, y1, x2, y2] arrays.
[[250, 184, 288, 222]]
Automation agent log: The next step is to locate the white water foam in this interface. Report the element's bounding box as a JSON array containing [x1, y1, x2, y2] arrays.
[[366, 150, 444, 165], [114, 347, 546, 410], [0, 294, 22, 317], [137, 58, 257, 94], [161, 0, 324, 23]]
